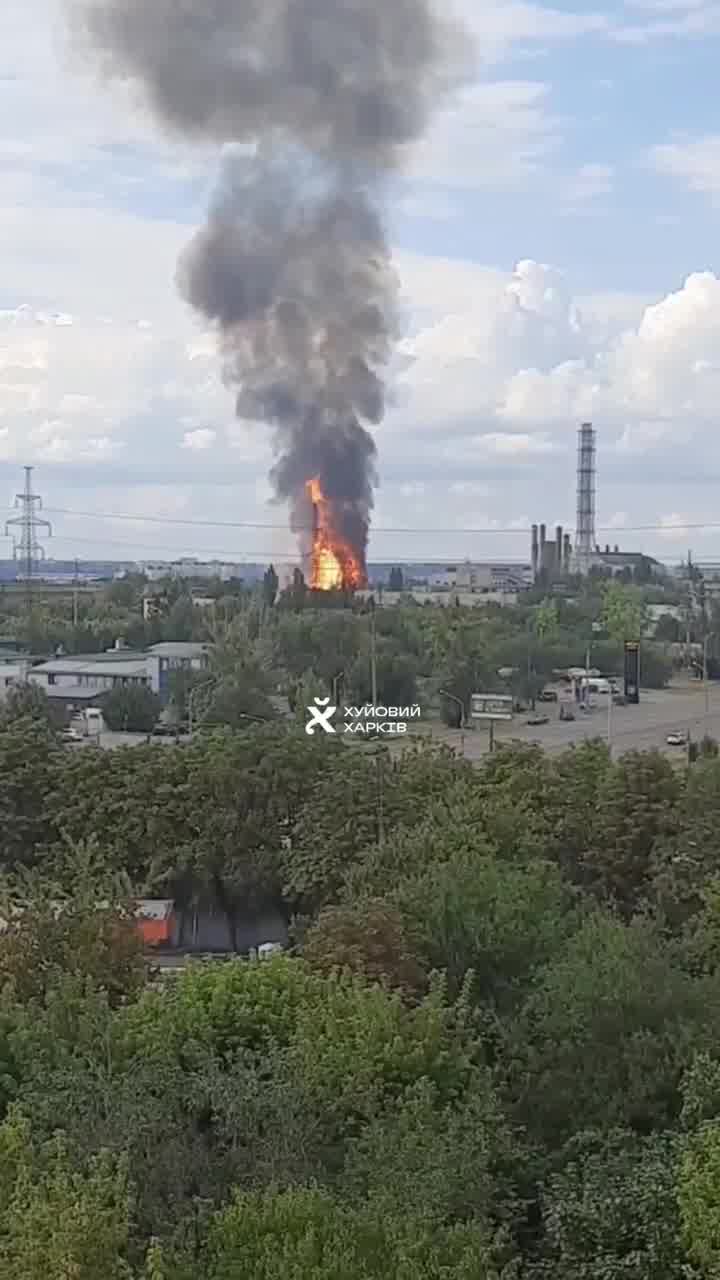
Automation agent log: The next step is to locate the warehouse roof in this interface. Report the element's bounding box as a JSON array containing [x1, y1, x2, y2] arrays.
[[31, 658, 150, 678], [148, 643, 209, 658]]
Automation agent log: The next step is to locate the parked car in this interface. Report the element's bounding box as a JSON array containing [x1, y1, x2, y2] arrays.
[[667, 732, 687, 747], [151, 722, 177, 738], [527, 714, 549, 726], [61, 727, 83, 743], [537, 689, 558, 703]]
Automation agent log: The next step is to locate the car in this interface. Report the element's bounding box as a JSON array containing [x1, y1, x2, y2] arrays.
[[537, 689, 558, 703], [559, 706, 575, 722], [151, 722, 177, 737], [666, 732, 687, 747], [61, 727, 83, 743], [527, 714, 549, 726]]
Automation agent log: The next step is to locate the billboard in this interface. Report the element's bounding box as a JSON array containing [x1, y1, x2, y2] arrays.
[[471, 693, 514, 721], [624, 642, 640, 704]]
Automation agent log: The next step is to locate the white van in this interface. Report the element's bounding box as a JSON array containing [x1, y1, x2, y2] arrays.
[[81, 707, 103, 737]]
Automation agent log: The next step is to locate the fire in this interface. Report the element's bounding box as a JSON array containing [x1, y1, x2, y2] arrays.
[[307, 476, 366, 591]]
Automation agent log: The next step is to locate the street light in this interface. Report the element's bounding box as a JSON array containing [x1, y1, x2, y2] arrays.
[[439, 689, 465, 752], [704, 633, 715, 717], [187, 677, 216, 736], [439, 689, 464, 729]]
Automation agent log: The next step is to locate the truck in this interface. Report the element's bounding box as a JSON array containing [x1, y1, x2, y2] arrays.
[[79, 707, 104, 738]]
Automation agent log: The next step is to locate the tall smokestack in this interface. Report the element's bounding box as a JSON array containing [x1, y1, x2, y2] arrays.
[[531, 524, 539, 579], [563, 532, 572, 571], [65, 0, 471, 587], [538, 523, 547, 573], [555, 525, 562, 571], [575, 423, 596, 575]]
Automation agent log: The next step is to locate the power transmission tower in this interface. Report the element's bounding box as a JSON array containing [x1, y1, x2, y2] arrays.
[[5, 466, 51, 608]]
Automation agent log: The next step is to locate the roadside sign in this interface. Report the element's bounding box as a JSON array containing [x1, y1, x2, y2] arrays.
[[471, 693, 514, 721]]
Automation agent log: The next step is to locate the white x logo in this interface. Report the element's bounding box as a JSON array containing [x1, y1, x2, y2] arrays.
[[305, 697, 337, 735]]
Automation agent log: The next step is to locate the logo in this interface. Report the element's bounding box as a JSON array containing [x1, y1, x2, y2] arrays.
[[305, 696, 337, 735], [305, 699, 421, 737]]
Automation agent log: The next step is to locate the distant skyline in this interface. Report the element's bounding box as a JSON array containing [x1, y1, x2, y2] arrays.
[[3, 1, 720, 561]]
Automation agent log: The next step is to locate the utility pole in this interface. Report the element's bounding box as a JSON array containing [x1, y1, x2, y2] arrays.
[[369, 598, 377, 707], [5, 466, 51, 612], [686, 550, 694, 669], [704, 633, 713, 717], [72, 558, 79, 629], [376, 747, 385, 843]]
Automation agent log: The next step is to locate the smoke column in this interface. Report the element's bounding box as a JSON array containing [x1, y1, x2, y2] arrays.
[[66, 0, 470, 581]]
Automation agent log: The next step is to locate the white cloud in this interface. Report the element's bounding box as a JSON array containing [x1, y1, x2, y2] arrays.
[[657, 513, 693, 542], [614, 1, 720, 40], [559, 163, 615, 213], [181, 428, 216, 451], [650, 135, 720, 199], [405, 81, 558, 190]]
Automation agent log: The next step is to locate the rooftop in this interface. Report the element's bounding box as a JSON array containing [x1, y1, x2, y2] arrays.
[[42, 684, 110, 700], [32, 658, 151, 678], [148, 643, 209, 658]]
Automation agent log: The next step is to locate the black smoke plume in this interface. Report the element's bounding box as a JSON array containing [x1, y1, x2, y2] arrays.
[[66, 0, 470, 580]]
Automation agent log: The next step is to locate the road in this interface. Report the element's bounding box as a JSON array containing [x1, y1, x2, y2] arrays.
[[451, 684, 720, 761], [64, 683, 720, 764]]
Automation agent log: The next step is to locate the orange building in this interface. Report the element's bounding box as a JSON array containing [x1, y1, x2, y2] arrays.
[[135, 899, 176, 947]]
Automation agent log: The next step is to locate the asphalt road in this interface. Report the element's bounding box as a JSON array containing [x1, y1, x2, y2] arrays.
[[453, 684, 720, 761], [63, 683, 720, 764]]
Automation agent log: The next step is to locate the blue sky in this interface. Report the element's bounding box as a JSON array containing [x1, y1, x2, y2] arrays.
[[2, 0, 720, 567]]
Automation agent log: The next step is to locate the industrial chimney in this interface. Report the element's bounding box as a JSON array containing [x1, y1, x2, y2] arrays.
[[563, 532, 572, 572], [531, 524, 539, 579], [575, 423, 596, 574], [555, 525, 563, 572], [539, 523, 547, 572]]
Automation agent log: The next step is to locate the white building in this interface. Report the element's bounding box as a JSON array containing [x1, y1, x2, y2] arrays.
[[428, 561, 532, 593], [28, 642, 209, 701], [140, 558, 242, 583]]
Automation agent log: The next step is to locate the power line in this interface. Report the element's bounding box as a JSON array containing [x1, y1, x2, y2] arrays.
[[20, 505, 720, 537]]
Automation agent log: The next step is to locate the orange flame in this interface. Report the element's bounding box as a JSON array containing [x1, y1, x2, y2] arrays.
[[307, 476, 366, 591]]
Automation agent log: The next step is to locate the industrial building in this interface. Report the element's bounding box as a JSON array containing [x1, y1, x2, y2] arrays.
[[25, 641, 209, 716], [140, 558, 243, 583], [531, 423, 661, 582], [428, 561, 533, 593], [530, 523, 572, 580]]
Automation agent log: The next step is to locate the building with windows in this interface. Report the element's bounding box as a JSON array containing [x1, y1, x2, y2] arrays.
[[27, 641, 209, 706], [140, 558, 241, 583], [427, 561, 533, 593]]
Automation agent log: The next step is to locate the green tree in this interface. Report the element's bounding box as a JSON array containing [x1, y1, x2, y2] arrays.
[[302, 898, 427, 996], [393, 844, 576, 1007], [102, 685, 160, 733], [0, 1112, 134, 1280], [679, 1120, 720, 1275], [534, 599, 559, 643], [0, 719, 59, 872], [0, 850, 146, 1005], [600, 580, 647, 644], [0, 681, 55, 729], [506, 912, 719, 1143], [654, 612, 682, 643], [202, 1185, 512, 1280], [263, 565, 279, 608], [535, 1129, 686, 1279], [581, 750, 680, 913]]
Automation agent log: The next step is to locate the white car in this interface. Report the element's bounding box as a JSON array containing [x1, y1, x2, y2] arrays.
[[666, 732, 687, 747]]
